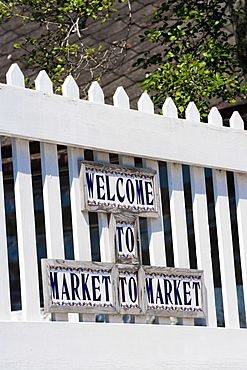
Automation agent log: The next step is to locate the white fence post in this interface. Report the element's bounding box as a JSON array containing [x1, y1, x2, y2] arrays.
[[186, 103, 217, 327], [35, 71, 68, 322], [138, 93, 168, 325], [163, 98, 193, 326], [7, 64, 40, 321], [0, 138, 11, 320], [209, 107, 239, 328], [230, 111, 247, 327]]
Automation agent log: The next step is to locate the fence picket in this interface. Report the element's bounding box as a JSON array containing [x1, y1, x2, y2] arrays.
[[138, 94, 166, 267], [89, 82, 112, 322], [230, 111, 244, 130], [233, 172, 247, 327], [162, 97, 178, 118], [62, 76, 91, 261], [113, 86, 130, 109], [190, 166, 217, 327], [12, 138, 40, 321], [35, 70, 53, 94], [209, 108, 239, 328], [62, 76, 85, 323], [36, 72, 67, 322], [7, 64, 40, 321], [185, 103, 217, 326], [0, 139, 11, 320], [62, 75, 79, 99], [138, 93, 168, 324], [185, 102, 200, 122], [163, 98, 193, 326], [137, 92, 154, 113], [230, 111, 247, 326], [6, 63, 25, 88]]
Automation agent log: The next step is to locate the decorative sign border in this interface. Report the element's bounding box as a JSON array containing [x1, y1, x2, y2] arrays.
[[109, 214, 141, 265], [79, 160, 159, 218], [143, 266, 205, 318], [42, 259, 118, 314], [42, 259, 205, 318]]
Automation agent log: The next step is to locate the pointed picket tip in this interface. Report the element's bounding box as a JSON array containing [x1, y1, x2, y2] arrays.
[[88, 81, 104, 104], [137, 92, 154, 113], [6, 63, 25, 88], [185, 102, 200, 123], [35, 70, 53, 94], [113, 86, 130, 109], [208, 107, 223, 126], [162, 97, 178, 118], [62, 75, 79, 99], [230, 111, 244, 130]]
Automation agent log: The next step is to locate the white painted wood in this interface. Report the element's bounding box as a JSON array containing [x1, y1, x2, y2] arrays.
[[186, 106, 216, 326], [117, 154, 135, 324], [62, 74, 91, 261], [209, 106, 239, 328], [208, 107, 223, 127], [89, 84, 111, 263], [67, 147, 91, 261], [163, 97, 178, 118], [40, 143, 64, 258], [35, 71, 53, 94], [166, 163, 193, 326], [113, 86, 130, 109], [88, 81, 104, 104], [40, 142, 68, 322], [230, 111, 244, 130], [6, 63, 25, 88], [4, 322, 247, 369], [36, 70, 67, 321], [163, 96, 189, 268], [12, 138, 40, 321], [0, 139, 11, 320], [62, 75, 79, 99], [185, 102, 200, 123], [142, 159, 166, 266], [190, 166, 217, 327], [92, 160, 111, 260], [137, 93, 154, 114], [166, 162, 190, 268], [138, 91, 166, 266], [212, 169, 239, 328], [234, 172, 247, 326], [6, 63, 40, 321], [87, 83, 108, 323], [2, 84, 247, 173]]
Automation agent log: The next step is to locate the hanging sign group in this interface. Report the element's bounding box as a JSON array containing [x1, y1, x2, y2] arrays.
[[42, 160, 206, 319], [42, 259, 205, 318]]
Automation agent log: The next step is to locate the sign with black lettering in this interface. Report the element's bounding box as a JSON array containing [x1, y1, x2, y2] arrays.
[[42, 259, 205, 318], [79, 161, 159, 217], [42, 260, 118, 314], [143, 266, 204, 317]]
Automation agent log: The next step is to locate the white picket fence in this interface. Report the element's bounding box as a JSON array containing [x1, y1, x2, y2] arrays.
[[1, 63, 247, 369]]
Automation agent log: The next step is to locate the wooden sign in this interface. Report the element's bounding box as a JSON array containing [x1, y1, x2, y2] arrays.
[[109, 214, 140, 264], [143, 266, 204, 317], [79, 160, 159, 217], [42, 259, 205, 318], [42, 259, 118, 314]]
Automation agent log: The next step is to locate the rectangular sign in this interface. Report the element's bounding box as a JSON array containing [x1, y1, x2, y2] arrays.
[[143, 267, 204, 317], [42, 259, 205, 318], [42, 259, 117, 314], [79, 160, 159, 217]]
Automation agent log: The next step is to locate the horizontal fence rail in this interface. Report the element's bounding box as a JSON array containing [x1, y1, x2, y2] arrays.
[[0, 63, 246, 331]]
